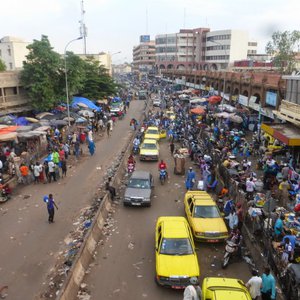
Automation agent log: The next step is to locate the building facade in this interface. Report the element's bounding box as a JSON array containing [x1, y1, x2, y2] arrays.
[[132, 36, 156, 73], [0, 36, 29, 70], [77, 52, 113, 75], [155, 28, 257, 72]]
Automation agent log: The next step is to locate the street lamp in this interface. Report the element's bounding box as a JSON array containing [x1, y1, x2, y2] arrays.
[[210, 40, 228, 108], [64, 36, 83, 127]]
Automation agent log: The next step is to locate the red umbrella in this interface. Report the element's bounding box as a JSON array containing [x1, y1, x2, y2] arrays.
[[208, 96, 222, 104], [190, 107, 206, 115]]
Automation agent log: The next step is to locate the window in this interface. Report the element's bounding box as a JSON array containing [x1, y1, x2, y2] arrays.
[[9, 63, 13, 70], [7, 48, 11, 56]]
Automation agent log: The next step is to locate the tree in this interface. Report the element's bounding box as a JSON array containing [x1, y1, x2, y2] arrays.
[[0, 59, 6, 71], [79, 58, 118, 99], [20, 35, 63, 111], [266, 30, 300, 74]]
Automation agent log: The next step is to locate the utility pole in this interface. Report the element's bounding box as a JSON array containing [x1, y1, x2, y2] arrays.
[[79, 0, 87, 54]]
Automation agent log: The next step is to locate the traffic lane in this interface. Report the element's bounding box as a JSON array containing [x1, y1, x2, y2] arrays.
[[0, 100, 145, 300], [85, 137, 252, 299]]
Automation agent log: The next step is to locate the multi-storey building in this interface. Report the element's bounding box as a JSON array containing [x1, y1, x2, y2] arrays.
[[0, 36, 29, 70], [132, 36, 156, 73], [154, 28, 257, 72]]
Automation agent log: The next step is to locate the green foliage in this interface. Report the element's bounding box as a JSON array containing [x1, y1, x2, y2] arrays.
[[0, 59, 6, 71], [20, 35, 118, 111], [20, 35, 63, 110], [266, 30, 300, 74]]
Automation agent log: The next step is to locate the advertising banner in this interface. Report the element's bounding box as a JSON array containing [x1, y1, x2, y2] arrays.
[[238, 94, 249, 106], [140, 35, 150, 43], [265, 91, 277, 106]]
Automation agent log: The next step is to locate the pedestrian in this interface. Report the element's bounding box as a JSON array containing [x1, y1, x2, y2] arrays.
[[246, 177, 256, 200], [185, 167, 196, 190], [261, 267, 276, 300], [105, 177, 117, 200], [45, 194, 58, 223], [170, 141, 175, 155], [63, 142, 69, 160], [61, 158, 67, 178], [19, 163, 29, 184], [280, 237, 293, 265], [274, 214, 285, 241], [74, 141, 80, 159], [106, 121, 111, 137], [88, 140, 95, 156], [48, 160, 56, 183], [183, 277, 202, 300], [225, 206, 238, 231], [246, 269, 262, 300], [236, 202, 244, 230], [44, 161, 49, 183], [33, 162, 42, 184]]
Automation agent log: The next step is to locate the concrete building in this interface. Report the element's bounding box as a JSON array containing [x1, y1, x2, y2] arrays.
[[0, 36, 29, 70], [155, 28, 257, 72], [156, 28, 210, 72], [132, 36, 156, 73], [204, 29, 257, 70], [112, 63, 132, 75], [77, 52, 113, 75], [0, 71, 31, 115]]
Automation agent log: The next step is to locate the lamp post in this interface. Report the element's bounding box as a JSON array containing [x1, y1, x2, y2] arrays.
[[64, 37, 83, 127], [210, 40, 228, 109]]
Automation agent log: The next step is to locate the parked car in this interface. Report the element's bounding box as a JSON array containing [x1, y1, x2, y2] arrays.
[[153, 98, 162, 107], [123, 171, 153, 207], [184, 191, 228, 242], [202, 277, 251, 300], [139, 139, 159, 161], [155, 216, 200, 289]]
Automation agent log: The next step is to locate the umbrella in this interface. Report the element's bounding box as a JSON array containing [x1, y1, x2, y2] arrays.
[[50, 120, 68, 126], [75, 117, 87, 124], [229, 114, 243, 123], [0, 115, 14, 124], [208, 96, 222, 104], [76, 102, 88, 108], [16, 125, 33, 132], [215, 112, 230, 119], [63, 117, 75, 122], [78, 110, 95, 117], [190, 107, 206, 115], [190, 98, 207, 104], [25, 117, 39, 123], [35, 112, 54, 119]]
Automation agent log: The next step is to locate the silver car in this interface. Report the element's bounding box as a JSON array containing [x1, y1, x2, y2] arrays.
[[123, 171, 154, 207]]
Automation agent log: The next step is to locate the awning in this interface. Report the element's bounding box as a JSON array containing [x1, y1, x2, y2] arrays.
[[261, 123, 300, 146], [0, 132, 18, 142]]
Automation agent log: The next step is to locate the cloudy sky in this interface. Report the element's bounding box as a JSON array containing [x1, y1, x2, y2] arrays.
[[1, 0, 298, 63]]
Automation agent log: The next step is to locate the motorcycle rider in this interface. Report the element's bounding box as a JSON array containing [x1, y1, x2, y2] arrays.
[[128, 154, 136, 166], [158, 159, 168, 178], [229, 227, 243, 256]]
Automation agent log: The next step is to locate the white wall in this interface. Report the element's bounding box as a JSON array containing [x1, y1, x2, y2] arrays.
[[229, 30, 249, 62]]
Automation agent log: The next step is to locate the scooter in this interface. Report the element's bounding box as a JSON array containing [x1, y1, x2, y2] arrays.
[[222, 239, 241, 269], [159, 169, 167, 185], [0, 184, 12, 203], [127, 162, 135, 174], [132, 144, 139, 155]]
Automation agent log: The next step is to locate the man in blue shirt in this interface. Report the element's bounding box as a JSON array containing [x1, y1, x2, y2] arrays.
[[274, 215, 285, 241], [261, 267, 276, 300]]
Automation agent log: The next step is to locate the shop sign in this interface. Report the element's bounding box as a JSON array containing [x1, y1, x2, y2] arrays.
[[265, 91, 277, 106], [260, 107, 274, 119], [238, 94, 249, 106], [248, 96, 260, 111]]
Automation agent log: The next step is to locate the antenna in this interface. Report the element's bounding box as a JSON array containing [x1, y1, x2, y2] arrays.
[[146, 7, 148, 34], [79, 0, 87, 54]]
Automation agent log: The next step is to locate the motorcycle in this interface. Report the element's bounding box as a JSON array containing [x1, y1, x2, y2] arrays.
[[222, 239, 241, 269], [127, 162, 135, 174], [0, 184, 12, 203], [132, 144, 139, 155], [159, 169, 167, 185]]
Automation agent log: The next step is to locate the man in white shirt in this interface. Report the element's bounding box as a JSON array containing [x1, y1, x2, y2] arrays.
[[246, 270, 262, 300], [183, 277, 202, 300], [48, 160, 56, 183], [33, 162, 42, 184], [246, 177, 256, 200]]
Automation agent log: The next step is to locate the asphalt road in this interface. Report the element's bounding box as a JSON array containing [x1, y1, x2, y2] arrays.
[[84, 116, 253, 300], [0, 100, 145, 300]]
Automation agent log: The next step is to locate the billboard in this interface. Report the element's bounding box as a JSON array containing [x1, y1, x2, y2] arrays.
[[140, 35, 150, 43], [265, 91, 277, 106]]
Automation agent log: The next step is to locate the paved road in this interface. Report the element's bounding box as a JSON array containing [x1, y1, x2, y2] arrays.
[[84, 126, 252, 299], [0, 100, 145, 300]]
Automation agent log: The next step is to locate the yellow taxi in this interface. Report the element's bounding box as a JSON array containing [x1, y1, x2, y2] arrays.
[[155, 216, 200, 289], [139, 139, 159, 161], [165, 110, 176, 121], [144, 126, 160, 141], [184, 191, 228, 242], [202, 277, 252, 300]]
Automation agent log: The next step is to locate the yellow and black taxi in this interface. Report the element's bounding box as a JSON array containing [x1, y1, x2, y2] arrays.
[[139, 139, 159, 161], [184, 191, 228, 242], [155, 216, 200, 289], [202, 277, 252, 300]]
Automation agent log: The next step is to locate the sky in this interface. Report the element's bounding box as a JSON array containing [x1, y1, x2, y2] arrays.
[[1, 0, 299, 63]]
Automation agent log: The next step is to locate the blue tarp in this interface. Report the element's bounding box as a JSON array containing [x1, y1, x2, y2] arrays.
[[72, 97, 101, 112], [112, 96, 121, 102], [13, 117, 29, 126]]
